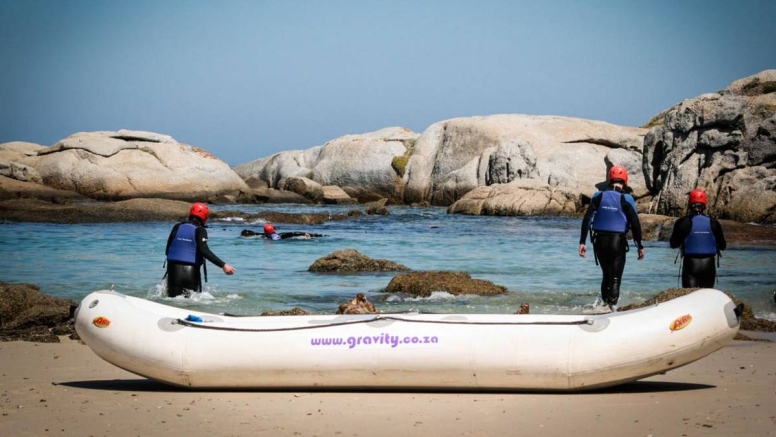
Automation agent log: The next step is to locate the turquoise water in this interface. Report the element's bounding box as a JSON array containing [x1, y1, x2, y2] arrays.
[[2, 204, 775, 320]]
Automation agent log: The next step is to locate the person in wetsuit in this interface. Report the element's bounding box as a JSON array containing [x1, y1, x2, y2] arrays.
[[240, 223, 323, 240], [669, 189, 726, 288], [165, 202, 236, 297], [579, 165, 646, 311]]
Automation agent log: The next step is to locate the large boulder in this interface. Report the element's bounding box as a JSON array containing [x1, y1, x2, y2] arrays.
[[235, 127, 420, 203], [260, 307, 311, 316], [643, 70, 776, 223], [402, 115, 647, 209], [16, 130, 248, 201], [0, 141, 46, 184], [308, 249, 411, 273], [0, 141, 45, 157], [365, 198, 390, 215], [384, 271, 507, 297], [0, 282, 77, 342], [279, 176, 324, 202], [0, 175, 88, 203], [322, 185, 358, 205], [229, 185, 313, 204], [448, 179, 580, 216]]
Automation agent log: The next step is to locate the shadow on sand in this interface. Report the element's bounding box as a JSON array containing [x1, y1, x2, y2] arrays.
[[56, 379, 714, 394]]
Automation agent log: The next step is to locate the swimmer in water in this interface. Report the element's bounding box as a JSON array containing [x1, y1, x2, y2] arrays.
[[240, 223, 324, 240]]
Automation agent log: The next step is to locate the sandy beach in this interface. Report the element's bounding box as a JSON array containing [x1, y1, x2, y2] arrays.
[[1, 333, 774, 437]]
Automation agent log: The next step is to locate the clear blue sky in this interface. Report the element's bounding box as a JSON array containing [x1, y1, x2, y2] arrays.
[[2, 0, 774, 166]]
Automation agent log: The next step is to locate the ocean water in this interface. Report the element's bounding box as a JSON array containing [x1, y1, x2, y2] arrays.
[[2, 204, 775, 320]]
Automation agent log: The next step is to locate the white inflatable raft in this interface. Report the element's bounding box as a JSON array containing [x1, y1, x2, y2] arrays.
[[74, 288, 741, 391]]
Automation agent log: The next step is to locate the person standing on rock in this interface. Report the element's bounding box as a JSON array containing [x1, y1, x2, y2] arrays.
[[579, 165, 645, 311], [165, 202, 236, 297], [669, 189, 726, 288]]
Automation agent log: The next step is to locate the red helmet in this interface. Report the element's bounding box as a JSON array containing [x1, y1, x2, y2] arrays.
[[689, 189, 708, 205], [608, 165, 628, 187], [189, 202, 209, 222], [263, 223, 276, 235]]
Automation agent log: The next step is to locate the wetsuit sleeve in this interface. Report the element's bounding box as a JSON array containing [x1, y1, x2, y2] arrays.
[[195, 227, 226, 268], [669, 217, 691, 248], [711, 218, 727, 251], [621, 195, 643, 249], [579, 193, 600, 245], [165, 223, 180, 255]]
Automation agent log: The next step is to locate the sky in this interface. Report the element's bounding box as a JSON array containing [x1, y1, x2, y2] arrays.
[[1, 1, 775, 166]]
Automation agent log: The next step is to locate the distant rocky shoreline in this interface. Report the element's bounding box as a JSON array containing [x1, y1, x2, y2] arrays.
[[1, 196, 774, 247], [2, 70, 775, 226], [0, 197, 362, 225]]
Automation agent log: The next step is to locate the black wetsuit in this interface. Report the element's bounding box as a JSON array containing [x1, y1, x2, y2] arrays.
[[165, 217, 227, 297], [669, 214, 726, 288], [240, 229, 323, 239], [579, 188, 644, 307]]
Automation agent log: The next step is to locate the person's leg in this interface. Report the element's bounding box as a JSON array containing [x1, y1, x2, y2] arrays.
[[608, 234, 627, 306], [682, 256, 715, 288], [167, 263, 200, 297], [598, 260, 613, 304], [682, 257, 698, 288], [167, 263, 184, 297], [594, 234, 625, 307], [594, 239, 611, 303], [697, 256, 716, 288]]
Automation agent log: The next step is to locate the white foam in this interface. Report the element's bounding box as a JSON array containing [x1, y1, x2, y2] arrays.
[[147, 281, 242, 305], [384, 291, 465, 302], [214, 216, 246, 222]]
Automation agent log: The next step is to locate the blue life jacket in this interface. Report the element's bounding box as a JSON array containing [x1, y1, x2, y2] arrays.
[[167, 223, 202, 265], [683, 214, 717, 256], [590, 191, 631, 234]]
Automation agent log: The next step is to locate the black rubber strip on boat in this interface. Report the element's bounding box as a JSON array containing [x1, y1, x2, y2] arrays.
[[174, 315, 594, 332]]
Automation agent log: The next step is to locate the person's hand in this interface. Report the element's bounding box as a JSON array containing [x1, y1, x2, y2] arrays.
[[222, 264, 236, 275], [637, 248, 645, 260], [579, 244, 587, 258]]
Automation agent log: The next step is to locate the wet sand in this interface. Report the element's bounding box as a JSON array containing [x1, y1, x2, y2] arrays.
[[1, 334, 774, 437]]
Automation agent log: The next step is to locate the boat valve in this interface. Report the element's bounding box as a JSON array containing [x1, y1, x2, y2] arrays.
[[733, 303, 745, 320]]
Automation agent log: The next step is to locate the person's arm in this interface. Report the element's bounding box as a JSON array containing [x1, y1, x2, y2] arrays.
[[578, 194, 599, 257], [711, 218, 726, 251], [622, 195, 645, 259], [669, 217, 691, 248], [621, 195, 643, 247], [195, 227, 235, 274], [579, 195, 600, 245], [195, 227, 225, 267]]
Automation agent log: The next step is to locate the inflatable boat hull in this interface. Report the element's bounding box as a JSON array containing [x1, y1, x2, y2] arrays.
[[74, 288, 740, 391]]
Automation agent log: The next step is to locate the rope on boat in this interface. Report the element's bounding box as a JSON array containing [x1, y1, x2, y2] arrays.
[[174, 315, 594, 332]]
